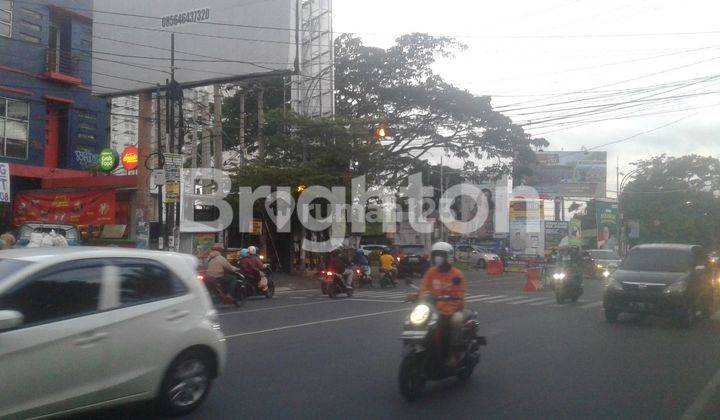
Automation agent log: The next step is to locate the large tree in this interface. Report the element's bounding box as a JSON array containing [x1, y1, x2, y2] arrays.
[[623, 154, 720, 248], [335, 33, 548, 184]]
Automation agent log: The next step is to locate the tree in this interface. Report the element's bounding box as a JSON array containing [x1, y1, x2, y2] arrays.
[[623, 154, 720, 249], [335, 33, 548, 184]]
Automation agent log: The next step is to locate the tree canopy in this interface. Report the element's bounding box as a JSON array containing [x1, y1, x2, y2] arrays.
[[623, 154, 720, 249]]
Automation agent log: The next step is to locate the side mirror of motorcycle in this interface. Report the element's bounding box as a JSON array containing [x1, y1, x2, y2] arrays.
[[452, 277, 461, 286]]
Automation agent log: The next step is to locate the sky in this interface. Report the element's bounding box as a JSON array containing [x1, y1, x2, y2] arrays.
[[334, 0, 720, 197]]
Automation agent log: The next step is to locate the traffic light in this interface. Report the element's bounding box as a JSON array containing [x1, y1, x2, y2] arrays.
[[371, 124, 390, 140]]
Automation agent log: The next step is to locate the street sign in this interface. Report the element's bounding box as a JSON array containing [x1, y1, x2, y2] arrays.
[[0, 163, 10, 203], [163, 153, 183, 204]]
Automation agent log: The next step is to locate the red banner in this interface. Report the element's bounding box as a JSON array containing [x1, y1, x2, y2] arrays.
[[13, 190, 116, 227]]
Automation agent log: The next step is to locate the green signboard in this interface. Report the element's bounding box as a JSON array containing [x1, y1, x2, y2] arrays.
[[595, 200, 619, 251], [98, 148, 119, 173]]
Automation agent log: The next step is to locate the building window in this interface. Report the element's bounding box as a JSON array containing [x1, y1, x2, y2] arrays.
[[0, 97, 29, 159], [17, 32, 39, 43], [0, 0, 12, 38], [21, 7, 41, 21]]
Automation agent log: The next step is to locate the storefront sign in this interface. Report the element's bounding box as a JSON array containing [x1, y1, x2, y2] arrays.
[[121, 146, 139, 171], [98, 148, 119, 173], [13, 190, 116, 226], [0, 163, 10, 202]]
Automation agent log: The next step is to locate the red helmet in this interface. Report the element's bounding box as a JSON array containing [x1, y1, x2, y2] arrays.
[[211, 243, 224, 252]]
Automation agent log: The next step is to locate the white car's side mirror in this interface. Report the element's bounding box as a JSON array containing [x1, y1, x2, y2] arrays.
[[0, 310, 23, 331]]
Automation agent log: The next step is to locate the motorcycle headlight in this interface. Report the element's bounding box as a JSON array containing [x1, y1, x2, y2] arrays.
[[410, 304, 431, 325], [664, 281, 687, 294], [607, 277, 622, 291], [596, 264, 604, 269], [553, 272, 566, 281], [603, 270, 611, 278]]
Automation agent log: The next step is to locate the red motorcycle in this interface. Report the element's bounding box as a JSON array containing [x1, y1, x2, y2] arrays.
[[197, 266, 244, 307]]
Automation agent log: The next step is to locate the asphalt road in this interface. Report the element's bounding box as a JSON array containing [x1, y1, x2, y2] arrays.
[[89, 270, 720, 420]]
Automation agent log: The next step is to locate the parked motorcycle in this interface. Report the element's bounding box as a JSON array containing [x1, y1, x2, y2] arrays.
[[320, 270, 354, 298], [552, 267, 584, 303], [398, 295, 487, 401]]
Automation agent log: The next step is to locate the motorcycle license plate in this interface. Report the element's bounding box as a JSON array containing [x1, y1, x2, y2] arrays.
[[629, 302, 652, 311], [407, 256, 419, 262]]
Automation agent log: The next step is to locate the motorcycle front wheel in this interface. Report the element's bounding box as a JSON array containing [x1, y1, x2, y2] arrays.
[[398, 354, 425, 401], [265, 281, 275, 299]]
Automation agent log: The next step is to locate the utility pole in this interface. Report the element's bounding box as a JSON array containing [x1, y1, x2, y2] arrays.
[[440, 157, 445, 241], [257, 84, 266, 162], [155, 85, 164, 249], [213, 84, 223, 171], [238, 88, 245, 164]]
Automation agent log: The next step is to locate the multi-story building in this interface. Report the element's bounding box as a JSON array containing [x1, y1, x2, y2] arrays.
[[110, 96, 139, 153], [0, 0, 138, 237]]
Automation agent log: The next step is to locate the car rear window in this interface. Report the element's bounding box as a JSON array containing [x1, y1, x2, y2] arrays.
[[588, 250, 620, 260], [621, 249, 692, 273], [400, 246, 424, 254], [0, 259, 34, 284]]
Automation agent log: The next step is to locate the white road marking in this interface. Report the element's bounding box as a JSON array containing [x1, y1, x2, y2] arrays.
[[467, 295, 507, 303], [347, 298, 405, 303], [528, 298, 556, 306], [680, 366, 720, 420], [483, 296, 529, 304], [274, 288, 320, 294], [580, 301, 603, 309], [223, 308, 408, 339], [508, 297, 551, 305]]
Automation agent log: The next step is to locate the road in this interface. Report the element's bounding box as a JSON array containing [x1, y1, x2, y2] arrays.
[[90, 270, 720, 419]]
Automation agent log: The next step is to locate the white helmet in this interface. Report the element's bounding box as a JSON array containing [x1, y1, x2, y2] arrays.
[[431, 242, 453, 254], [248, 246, 257, 255]]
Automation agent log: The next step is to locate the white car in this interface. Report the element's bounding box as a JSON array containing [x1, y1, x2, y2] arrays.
[[455, 244, 500, 268], [0, 247, 226, 419], [360, 244, 390, 257]]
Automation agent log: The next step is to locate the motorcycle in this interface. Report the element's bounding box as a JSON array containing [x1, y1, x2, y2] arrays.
[[197, 271, 245, 307], [379, 269, 397, 289], [552, 267, 584, 303], [355, 265, 373, 288], [398, 295, 487, 401], [236, 270, 275, 299], [319, 269, 354, 298]]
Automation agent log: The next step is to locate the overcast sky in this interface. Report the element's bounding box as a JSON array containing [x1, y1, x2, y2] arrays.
[[334, 0, 720, 196]]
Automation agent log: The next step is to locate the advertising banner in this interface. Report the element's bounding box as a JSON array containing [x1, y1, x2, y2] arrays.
[[0, 163, 10, 202], [544, 221, 569, 254], [568, 219, 583, 247], [595, 201, 619, 251], [13, 191, 116, 227], [523, 151, 607, 199], [509, 200, 544, 256], [164, 153, 183, 204]]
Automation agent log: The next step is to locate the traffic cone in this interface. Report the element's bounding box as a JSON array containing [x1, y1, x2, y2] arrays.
[[524, 268, 544, 292]]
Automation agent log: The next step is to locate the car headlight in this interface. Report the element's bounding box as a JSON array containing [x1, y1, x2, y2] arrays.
[[607, 277, 622, 291], [596, 264, 604, 269], [603, 270, 611, 278], [664, 281, 687, 294], [409, 304, 431, 325], [552, 272, 566, 281]]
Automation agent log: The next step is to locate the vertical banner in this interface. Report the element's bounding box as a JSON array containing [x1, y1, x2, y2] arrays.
[[595, 201, 619, 251], [164, 153, 183, 204], [0, 163, 10, 203], [568, 219, 583, 247], [509, 200, 544, 256]]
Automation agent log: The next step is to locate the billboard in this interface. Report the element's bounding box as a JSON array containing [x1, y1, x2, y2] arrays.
[[544, 221, 569, 254], [522, 151, 607, 199], [595, 200, 619, 251], [92, 0, 297, 95], [14, 191, 116, 227]]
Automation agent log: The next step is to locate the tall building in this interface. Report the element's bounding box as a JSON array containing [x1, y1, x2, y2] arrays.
[[110, 96, 139, 153], [0, 0, 108, 174]]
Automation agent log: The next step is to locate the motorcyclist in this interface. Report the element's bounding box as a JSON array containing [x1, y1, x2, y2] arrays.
[[206, 243, 241, 296], [418, 242, 467, 367], [352, 248, 371, 281], [239, 248, 267, 291], [326, 248, 353, 289], [379, 249, 398, 281]]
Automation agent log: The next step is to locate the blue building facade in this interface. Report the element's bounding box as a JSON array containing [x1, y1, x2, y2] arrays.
[[0, 0, 108, 174]]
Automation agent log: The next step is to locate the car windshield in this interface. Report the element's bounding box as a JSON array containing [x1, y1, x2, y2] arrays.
[[0, 259, 34, 284], [621, 249, 693, 273], [588, 250, 620, 260], [400, 246, 424, 254]]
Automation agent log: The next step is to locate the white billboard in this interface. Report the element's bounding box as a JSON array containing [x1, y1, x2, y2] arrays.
[[92, 0, 297, 95]]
